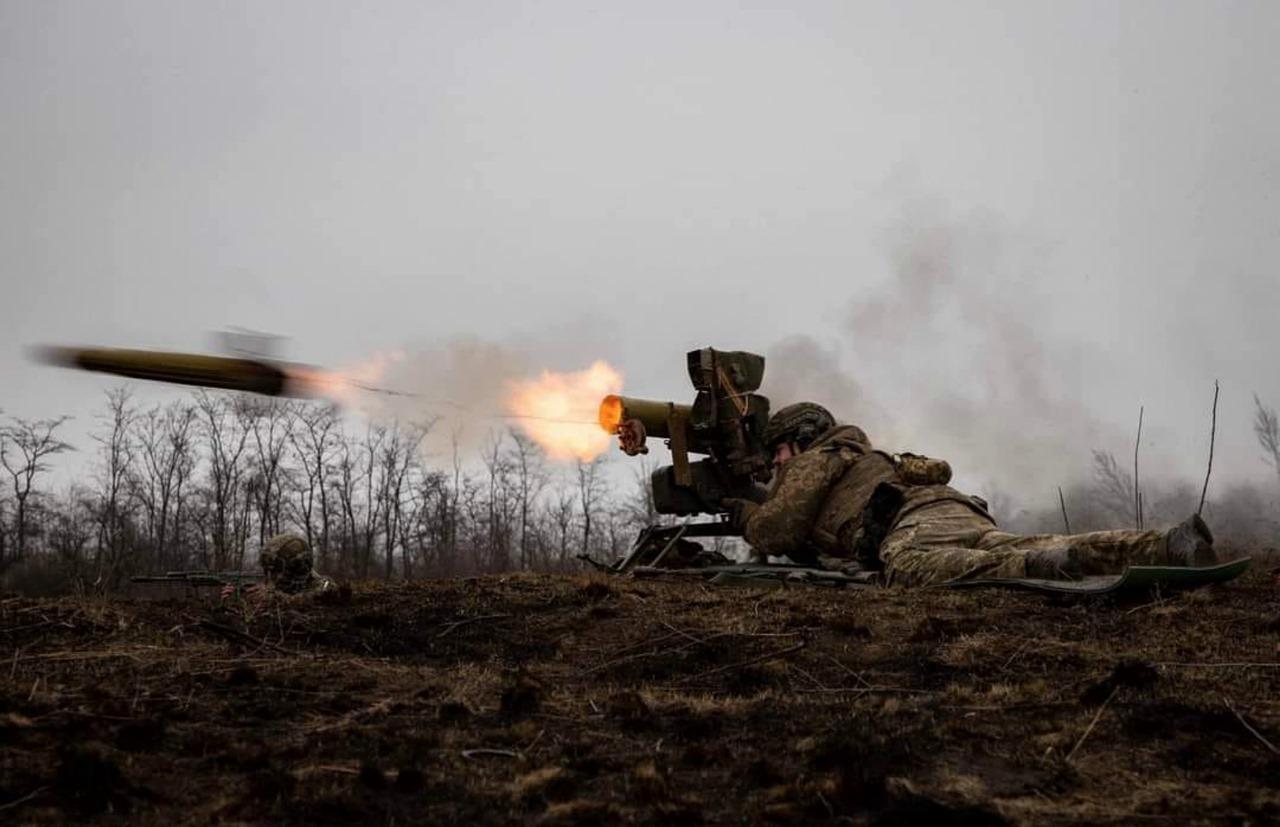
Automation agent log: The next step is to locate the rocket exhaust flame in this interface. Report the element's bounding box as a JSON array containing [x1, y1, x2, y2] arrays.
[[37, 344, 624, 461], [598, 395, 624, 433], [288, 351, 405, 404], [506, 361, 623, 461]]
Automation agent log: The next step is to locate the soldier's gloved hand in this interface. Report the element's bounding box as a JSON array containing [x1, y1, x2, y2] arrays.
[[720, 498, 758, 531], [243, 583, 270, 605], [221, 582, 269, 605]]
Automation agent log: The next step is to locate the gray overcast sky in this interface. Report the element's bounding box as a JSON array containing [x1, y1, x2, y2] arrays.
[[2, 1, 1278, 502]]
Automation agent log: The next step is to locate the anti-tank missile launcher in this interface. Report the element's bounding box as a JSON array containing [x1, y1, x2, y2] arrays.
[[599, 347, 772, 518]]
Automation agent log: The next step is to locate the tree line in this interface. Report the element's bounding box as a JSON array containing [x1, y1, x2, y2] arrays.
[[0, 389, 659, 595], [4, 389, 1279, 595]]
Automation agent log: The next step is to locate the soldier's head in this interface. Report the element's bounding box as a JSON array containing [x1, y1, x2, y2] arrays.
[[258, 533, 313, 593], [761, 402, 835, 470]]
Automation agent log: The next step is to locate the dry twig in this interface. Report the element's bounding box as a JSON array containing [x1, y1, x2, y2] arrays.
[[794, 686, 933, 696], [1066, 685, 1118, 763], [659, 622, 712, 646], [197, 619, 296, 655], [293, 764, 361, 777], [1001, 638, 1035, 670], [582, 630, 748, 675], [1134, 406, 1144, 530], [461, 748, 520, 760], [0, 787, 46, 813], [1155, 661, 1280, 669], [27, 650, 144, 663], [1198, 380, 1220, 516], [435, 614, 512, 638], [825, 654, 873, 688], [302, 698, 396, 735], [680, 640, 807, 684], [1223, 697, 1280, 755]]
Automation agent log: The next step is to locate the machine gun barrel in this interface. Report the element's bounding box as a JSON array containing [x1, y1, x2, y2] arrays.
[[128, 570, 264, 599], [130, 570, 264, 585]]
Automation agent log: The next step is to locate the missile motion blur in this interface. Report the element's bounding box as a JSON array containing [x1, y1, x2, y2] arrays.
[[35, 345, 314, 398]]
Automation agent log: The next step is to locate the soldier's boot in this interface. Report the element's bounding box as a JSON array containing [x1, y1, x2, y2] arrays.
[[1024, 546, 1084, 580], [1162, 513, 1217, 567]]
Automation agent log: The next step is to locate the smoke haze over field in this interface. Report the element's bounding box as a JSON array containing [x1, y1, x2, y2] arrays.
[[3, 1, 1280, 521]]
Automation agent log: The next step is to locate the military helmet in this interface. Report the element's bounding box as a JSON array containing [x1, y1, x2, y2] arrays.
[[259, 533, 313, 581], [761, 402, 836, 450]]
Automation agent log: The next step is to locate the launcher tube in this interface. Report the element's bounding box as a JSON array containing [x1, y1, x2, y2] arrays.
[[598, 395, 691, 438]]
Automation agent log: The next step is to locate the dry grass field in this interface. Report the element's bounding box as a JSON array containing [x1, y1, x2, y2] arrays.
[[3, 563, 1279, 824]]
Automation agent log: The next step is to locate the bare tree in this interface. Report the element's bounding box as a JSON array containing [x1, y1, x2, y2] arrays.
[[0, 383, 677, 587], [289, 403, 341, 568], [331, 427, 363, 576], [134, 401, 197, 570], [0, 414, 73, 571], [46, 483, 96, 590], [167, 401, 199, 569], [133, 407, 166, 556], [1255, 394, 1280, 487], [444, 428, 464, 573], [456, 474, 486, 574], [91, 388, 137, 587], [358, 423, 387, 578], [576, 458, 606, 562], [407, 468, 452, 575], [195, 392, 252, 569], [480, 431, 520, 572], [620, 455, 662, 530], [508, 430, 549, 570], [377, 420, 428, 579], [550, 483, 576, 568], [244, 398, 297, 545], [1090, 449, 1134, 523]]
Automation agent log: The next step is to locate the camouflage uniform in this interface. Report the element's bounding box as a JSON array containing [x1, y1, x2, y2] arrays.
[[259, 533, 334, 595], [874, 488, 1170, 587], [737, 427, 1176, 587], [736, 425, 895, 560]]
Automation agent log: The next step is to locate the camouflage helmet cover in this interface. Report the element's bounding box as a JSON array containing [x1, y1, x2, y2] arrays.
[[761, 402, 836, 450], [259, 533, 313, 584]]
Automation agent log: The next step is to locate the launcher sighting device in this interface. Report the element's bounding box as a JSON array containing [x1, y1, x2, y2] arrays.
[[597, 347, 772, 571]]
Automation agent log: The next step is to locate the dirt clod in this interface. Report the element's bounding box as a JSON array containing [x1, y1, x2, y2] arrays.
[[225, 664, 259, 686], [54, 744, 130, 816], [115, 719, 166, 753], [437, 700, 473, 722], [394, 766, 425, 794], [500, 676, 543, 718], [1081, 659, 1159, 705], [514, 767, 578, 806]]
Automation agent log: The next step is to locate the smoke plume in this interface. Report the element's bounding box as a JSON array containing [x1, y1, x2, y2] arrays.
[[835, 197, 1117, 506], [361, 338, 534, 456]]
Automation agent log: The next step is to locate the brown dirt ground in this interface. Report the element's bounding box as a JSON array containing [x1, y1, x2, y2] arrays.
[[2, 563, 1279, 825]]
